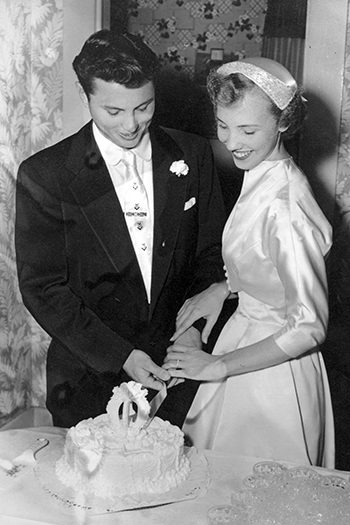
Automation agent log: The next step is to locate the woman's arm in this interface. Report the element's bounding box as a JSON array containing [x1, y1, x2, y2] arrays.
[[164, 333, 289, 381]]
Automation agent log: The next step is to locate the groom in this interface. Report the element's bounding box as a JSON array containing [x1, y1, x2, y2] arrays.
[[15, 30, 226, 428]]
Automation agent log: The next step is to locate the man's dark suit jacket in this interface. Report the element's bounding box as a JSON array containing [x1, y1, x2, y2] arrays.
[[15, 121, 226, 428]]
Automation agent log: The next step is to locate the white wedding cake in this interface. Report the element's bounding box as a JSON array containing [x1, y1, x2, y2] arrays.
[[55, 381, 190, 498]]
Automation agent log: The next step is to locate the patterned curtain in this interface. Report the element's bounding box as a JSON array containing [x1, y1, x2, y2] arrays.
[[261, 0, 307, 161], [0, 0, 63, 426], [261, 0, 307, 85]]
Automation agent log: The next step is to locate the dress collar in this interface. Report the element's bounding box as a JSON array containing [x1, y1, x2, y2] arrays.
[[92, 122, 152, 165]]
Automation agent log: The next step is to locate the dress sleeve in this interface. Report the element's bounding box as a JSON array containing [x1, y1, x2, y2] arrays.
[[266, 191, 332, 358]]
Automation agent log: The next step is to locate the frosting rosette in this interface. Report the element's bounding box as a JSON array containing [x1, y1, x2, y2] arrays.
[[106, 381, 150, 429], [70, 419, 104, 451]]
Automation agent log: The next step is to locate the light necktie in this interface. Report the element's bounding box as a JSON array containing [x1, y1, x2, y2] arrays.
[[122, 150, 153, 302]]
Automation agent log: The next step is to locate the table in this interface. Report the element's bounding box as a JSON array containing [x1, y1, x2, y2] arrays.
[[0, 427, 348, 525]]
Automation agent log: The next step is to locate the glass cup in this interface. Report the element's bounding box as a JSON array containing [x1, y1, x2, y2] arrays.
[[207, 504, 247, 524]]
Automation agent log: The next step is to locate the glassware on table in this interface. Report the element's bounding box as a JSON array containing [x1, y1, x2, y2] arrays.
[[231, 461, 350, 524], [207, 503, 247, 524]]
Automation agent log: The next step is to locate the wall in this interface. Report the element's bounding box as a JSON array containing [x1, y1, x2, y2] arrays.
[[62, 0, 100, 137], [332, 2, 350, 306], [128, 0, 267, 78], [300, 0, 350, 307], [127, 0, 267, 189], [299, 0, 347, 223]]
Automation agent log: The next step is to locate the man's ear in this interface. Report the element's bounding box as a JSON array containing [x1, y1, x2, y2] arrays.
[[76, 82, 88, 106]]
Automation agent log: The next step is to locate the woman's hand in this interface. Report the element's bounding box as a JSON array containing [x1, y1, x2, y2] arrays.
[[163, 343, 227, 382], [170, 281, 229, 344]]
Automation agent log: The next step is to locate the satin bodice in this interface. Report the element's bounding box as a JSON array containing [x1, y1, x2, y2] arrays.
[[222, 158, 332, 358]]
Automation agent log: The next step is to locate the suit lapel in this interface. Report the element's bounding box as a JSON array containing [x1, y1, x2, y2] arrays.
[[67, 123, 146, 299], [150, 126, 188, 314], [65, 123, 189, 312]]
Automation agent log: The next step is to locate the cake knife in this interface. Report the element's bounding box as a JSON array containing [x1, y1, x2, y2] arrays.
[[0, 437, 49, 490], [146, 378, 177, 425]]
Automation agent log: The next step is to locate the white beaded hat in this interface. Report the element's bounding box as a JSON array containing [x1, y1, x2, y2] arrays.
[[217, 57, 298, 110]]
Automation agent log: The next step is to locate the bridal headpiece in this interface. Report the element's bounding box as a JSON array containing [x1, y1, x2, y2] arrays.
[[217, 57, 298, 110]]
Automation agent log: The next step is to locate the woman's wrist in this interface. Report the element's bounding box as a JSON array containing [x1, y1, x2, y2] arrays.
[[211, 355, 228, 380], [210, 280, 231, 300]]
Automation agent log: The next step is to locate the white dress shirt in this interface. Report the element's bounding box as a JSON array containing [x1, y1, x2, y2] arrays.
[[92, 123, 154, 302]]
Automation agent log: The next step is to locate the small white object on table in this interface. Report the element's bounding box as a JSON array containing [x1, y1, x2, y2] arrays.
[[0, 426, 348, 525]]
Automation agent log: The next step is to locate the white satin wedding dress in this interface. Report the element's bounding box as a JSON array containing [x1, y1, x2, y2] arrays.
[[183, 157, 335, 468]]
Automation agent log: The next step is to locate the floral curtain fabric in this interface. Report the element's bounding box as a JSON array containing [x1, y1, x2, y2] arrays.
[[0, 0, 63, 426]]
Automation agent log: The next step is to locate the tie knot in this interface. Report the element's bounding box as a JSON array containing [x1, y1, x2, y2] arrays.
[[122, 150, 137, 168]]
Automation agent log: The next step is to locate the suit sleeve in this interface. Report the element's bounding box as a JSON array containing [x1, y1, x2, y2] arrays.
[[187, 136, 227, 297], [15, 158, 134, 375]]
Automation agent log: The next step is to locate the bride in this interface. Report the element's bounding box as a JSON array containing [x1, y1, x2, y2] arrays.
[[164, 57, 335, 468]]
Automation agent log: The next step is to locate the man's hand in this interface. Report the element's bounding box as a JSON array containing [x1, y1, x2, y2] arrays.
[[123, 349, 171, 391]]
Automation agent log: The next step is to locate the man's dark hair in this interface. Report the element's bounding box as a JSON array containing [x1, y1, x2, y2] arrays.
[[73, 29, 159, 97]]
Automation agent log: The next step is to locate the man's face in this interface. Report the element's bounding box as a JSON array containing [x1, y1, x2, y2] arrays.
[[82, 78, 155, 149]]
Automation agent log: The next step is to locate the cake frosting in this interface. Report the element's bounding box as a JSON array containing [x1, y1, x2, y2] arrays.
[[55, 381, 190, 498]]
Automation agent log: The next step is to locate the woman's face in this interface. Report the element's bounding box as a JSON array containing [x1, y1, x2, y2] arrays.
[[216, 88, 285, 170]]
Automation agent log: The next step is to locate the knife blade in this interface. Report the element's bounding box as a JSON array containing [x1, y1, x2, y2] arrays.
[[0, 437, 49, 490], [149, 382, 167, 420], [144, 378, 177, 427]]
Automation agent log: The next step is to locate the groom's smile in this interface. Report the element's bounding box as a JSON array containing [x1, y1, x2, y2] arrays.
[[80, 78, 155, 150]]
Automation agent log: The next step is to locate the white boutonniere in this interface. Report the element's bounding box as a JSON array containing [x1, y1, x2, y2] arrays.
[[169, 160, 189, 177]]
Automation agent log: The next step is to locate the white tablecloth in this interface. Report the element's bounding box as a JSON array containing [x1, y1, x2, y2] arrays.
[[0, 427, 348, 525]]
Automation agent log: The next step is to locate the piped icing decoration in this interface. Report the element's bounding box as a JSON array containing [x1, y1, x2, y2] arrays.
[[55, 381, 191, 499], [106, 381, 150, 429], [67, 420, 104, 473], [217, 57, 297, 110]]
